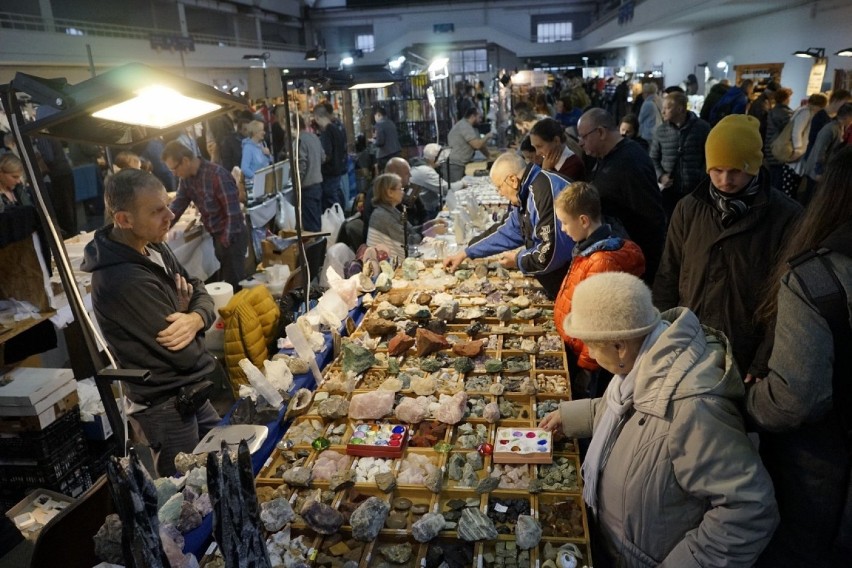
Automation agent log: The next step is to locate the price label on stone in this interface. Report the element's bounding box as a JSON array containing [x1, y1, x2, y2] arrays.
[[494, 503, 509, 513]]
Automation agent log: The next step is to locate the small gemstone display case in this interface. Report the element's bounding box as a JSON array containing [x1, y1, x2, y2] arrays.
[[491, 427, 553, 464]]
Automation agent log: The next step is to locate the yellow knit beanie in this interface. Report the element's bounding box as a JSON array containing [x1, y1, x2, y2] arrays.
[[705, 114, 763, 176]]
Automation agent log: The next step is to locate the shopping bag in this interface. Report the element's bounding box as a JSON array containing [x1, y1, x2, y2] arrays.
[[320, 203, 346, 247]]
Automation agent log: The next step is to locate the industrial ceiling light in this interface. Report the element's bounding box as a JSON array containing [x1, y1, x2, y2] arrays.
[[16, 62, 244, 146], [305, 48, 322, 61], [836, 48, 852, 57], [388, 55, 406, 73], [794, 47, 826, 58], [340, 56, 355, 67], [428, 56, 449, 81], [349, 82, 394, 90]]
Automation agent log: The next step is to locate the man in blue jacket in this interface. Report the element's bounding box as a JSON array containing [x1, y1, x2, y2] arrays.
[[443, 152, 573, 298]]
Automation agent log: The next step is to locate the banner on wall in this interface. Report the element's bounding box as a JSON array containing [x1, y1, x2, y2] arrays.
[[806, 58, 827, 95]]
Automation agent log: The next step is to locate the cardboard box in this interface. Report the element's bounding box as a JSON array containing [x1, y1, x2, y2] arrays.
[[81, 412, 113, 441], [0, 391, 79, 434], [261, 239, 299, 269], [0, 368, 75, 410]]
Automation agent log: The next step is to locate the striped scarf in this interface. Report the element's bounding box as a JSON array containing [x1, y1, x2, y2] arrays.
[[709, 175, 760, 228]]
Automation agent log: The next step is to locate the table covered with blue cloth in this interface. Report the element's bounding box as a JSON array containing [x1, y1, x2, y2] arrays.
[[182, 299, 366, 558]]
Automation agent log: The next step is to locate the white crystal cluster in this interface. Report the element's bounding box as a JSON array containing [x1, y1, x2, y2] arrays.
[[312, 451, 351, 481], [354, 457, 393, 483]]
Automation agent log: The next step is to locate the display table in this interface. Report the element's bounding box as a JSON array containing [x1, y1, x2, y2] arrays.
[[182, 299, 367, 558], [235, 260, 591, 568]]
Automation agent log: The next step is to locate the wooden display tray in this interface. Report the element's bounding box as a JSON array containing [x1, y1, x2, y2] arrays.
[[492, 427, 553, 464]]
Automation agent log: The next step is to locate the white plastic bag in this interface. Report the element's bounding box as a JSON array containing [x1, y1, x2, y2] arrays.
[[276, 194, 296, 231], [319, 242, 355, 288], [320, 203, 346, 247]]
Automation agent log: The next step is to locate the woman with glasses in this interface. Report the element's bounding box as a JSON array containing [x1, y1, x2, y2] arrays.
[[366, 173, 421, 262]]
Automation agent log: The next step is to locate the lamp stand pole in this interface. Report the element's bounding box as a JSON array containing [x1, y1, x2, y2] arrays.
[[279, 77, 310, 310]]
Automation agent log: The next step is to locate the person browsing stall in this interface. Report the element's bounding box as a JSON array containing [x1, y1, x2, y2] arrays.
[[161, 140, 248, 289], [540, 272, 778, 567], [529, 117, 585, 181], [552, 182, 645, 398], [747, 146, 852, 567], [240, 119, 273, 183], [653, 114, 801, 382], [366, 173, 421, 263], [81, 169, 220, 477], [443, 152, 573, 299], [446, 107, 493, 182]]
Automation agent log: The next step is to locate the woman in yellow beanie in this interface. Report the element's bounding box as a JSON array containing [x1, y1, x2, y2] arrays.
[[654, 113, 801, 383]]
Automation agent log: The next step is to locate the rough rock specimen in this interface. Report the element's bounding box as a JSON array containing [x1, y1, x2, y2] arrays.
[[363, 318, 398, 337], [410, 375, 437, 396], [452, 339, 485, 358], [483, 402, 501, 423], [93, 514, 123, 564], [395, 397, 430, 423], [433, 301, 459, 322], [388, 333, 415, 356], [318, 395, 350, 420], [329, 470, 357, 492], [476, 476, 501, 494], [484, 359, 504, 373], [425, 320, 448, 336], [457, 507, 499, 541], [350, 497, 390, 541], [434, 392, 468, 424], [419, 358, 444, 373], [453, 357, 475, 374], [415, 293, 432, 305], [516, 308, 542, 320], [412, 512, 447, 543], [260, 498, 295, 532], [415, 328, 451, 357], [301, 500, 345, 535], [342, 342, 377, 375], [385, 289, 409, 307], [375, 472, 397, 493], [495, 305, 513, 322], [515, 515, 543, 550], [348, 390, 395, 419], [380, 543, 413, 564], [282, 466, 313, 488], [378, 377, 403, 392], [405, 303, 432, 319]]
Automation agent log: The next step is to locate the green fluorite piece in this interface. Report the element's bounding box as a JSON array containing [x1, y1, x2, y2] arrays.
[[388, 359, 400, 375], [484, 358, 504, 373], [453, 357, 475, 374], [342, 342, 377, 375], [312, 437, 330, 451], [419, 358, 444, 372], [433, 441, 454, 453]]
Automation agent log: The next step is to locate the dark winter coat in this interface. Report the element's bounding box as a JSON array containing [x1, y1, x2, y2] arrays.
[[81, 226, 217, 403], [653, 171, 801, 376], [649, 111, 711, 195], [764, 103, 793, 167], [747, 221, 852, 566]]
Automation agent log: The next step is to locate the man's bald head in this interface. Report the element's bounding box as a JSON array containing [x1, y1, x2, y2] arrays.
[[490, 152, 526, 186], [385, 157, 411, 187]]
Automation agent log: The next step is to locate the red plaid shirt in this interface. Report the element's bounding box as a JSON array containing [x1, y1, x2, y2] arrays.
[[170, 159, 245, 246]]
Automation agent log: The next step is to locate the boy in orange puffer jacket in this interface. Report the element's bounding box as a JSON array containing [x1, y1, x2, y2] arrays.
[[552, 182, 645, 398]]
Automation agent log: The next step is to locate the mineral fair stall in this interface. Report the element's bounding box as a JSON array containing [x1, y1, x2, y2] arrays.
[[193, 257, 591, 568]]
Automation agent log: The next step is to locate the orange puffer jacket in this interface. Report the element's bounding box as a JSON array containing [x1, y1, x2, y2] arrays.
[[554, 237, 645, 370]]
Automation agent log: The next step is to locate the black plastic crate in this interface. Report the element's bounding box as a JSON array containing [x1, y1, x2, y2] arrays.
[[0, 434, 89, 486], [0, 407, 83, 460], [0, 464, 93, 514]]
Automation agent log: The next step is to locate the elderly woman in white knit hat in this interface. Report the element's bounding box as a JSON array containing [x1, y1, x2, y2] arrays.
[[539, 272, 778, 567]]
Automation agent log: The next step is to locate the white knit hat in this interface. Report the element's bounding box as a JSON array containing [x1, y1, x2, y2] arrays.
[[563, 272, 660, 341]]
